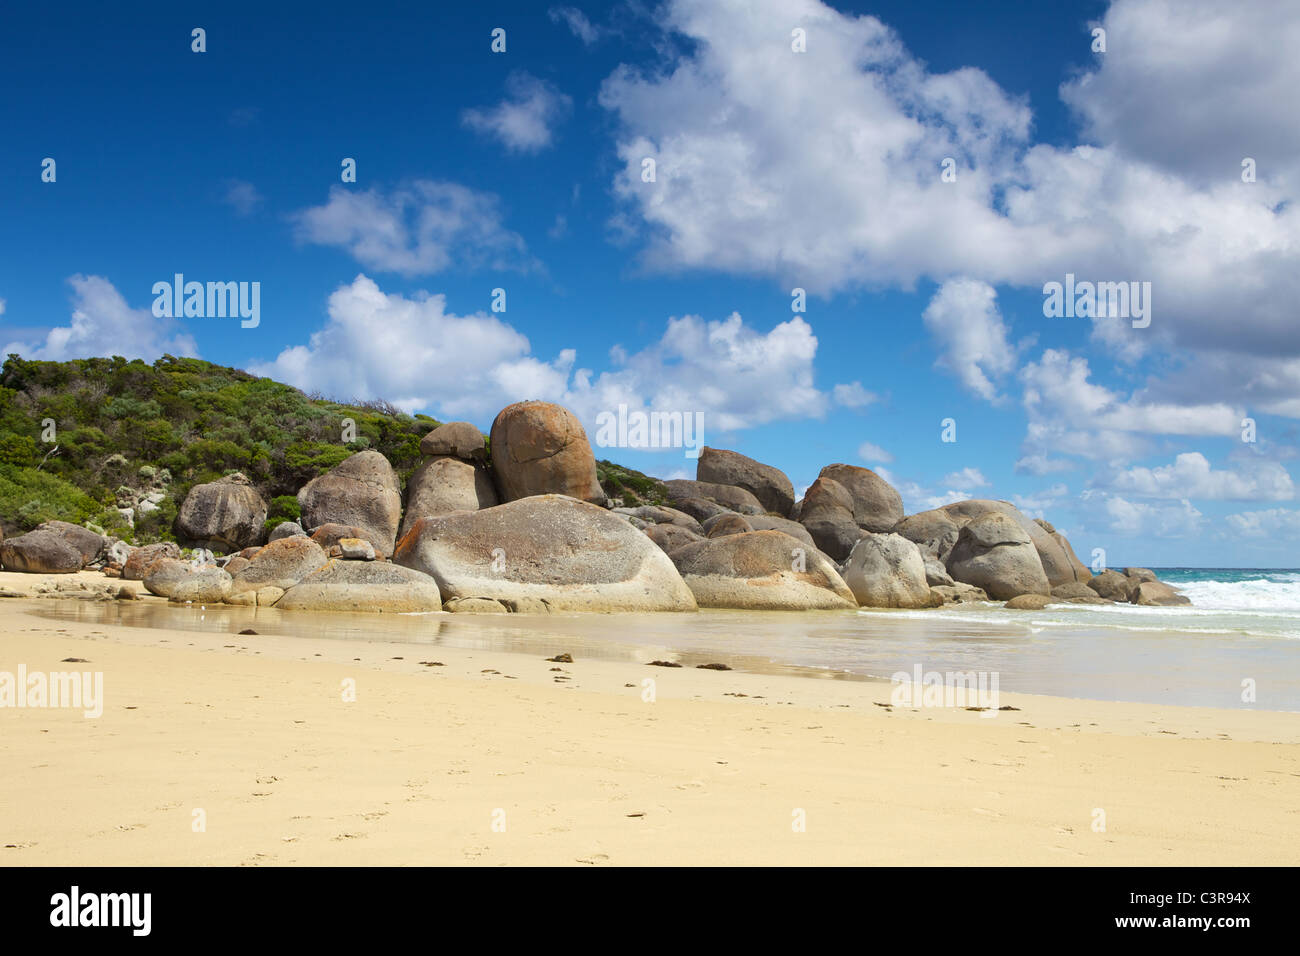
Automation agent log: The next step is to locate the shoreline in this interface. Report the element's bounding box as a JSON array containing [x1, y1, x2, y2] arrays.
[[3, 579, 1299, 865]]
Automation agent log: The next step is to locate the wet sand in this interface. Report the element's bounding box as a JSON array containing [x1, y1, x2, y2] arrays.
[[2, 570, 1298, 865]]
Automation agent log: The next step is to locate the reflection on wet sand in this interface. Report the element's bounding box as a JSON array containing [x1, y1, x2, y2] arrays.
[[27, 598, 1300, 709]]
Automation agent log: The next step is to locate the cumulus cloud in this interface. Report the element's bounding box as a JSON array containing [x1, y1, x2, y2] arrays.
[[876, 467, 990, 514], [833, 381, 877, 408], [1099, 452, 1295, 501], [222, 179, 263, 216], [463, 72, 572, 153], [1225, 508, 1300, 539], [562, 312, 828, 432], [941, 467, 989, 488], [549, 6, 601, 45], [1011, 484, 1069, 519], [1, 275, 197, 362], [597, 0, 1300, 427], [250, 275, 829, 430], [922, 279, 1017, 401], [1018, 349, 1243, 463], [1081, 491, 1204, 539], [857, 441, 892, 464], [250, 275, 543, 417], [291, 181, 531, 277], [1061, 0, 1300, 187]]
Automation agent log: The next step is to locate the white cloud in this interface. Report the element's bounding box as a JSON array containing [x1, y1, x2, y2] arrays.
[[1015, 454, 1076, 477], [1018, 349, 1243, 463], [1225, 508, 1300, 539], [1061, 0, 1300, 187], [1100, 452, 1295, 501], [598, 0, 1300, 421], [250, 275, 543, 417], [833, 381, 877, 408], [877, 467, 990, 514], [941, 467, 988, 488], [250, 275, 829, 431], [2, 275, 197, 362], [222, 179, 263, 216], [564, 312, 828, 432], [922, 279, 1017, 401], [1081, 491, 1204, 539], [463, 72, 572, 153], [292, 181, 531, 277], [856, 441, 892, 464], [1011, 484, 1069, 518], [549, 6, 601, 45]]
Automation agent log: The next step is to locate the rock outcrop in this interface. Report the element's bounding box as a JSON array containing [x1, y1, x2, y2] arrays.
[[0, 530, 84, 574], [489, 402, 604, 504], [841, 533, 938, 608], [663, 479, 764, 515], [394, 495, 695, 612], [227, 536, 329, 597], [399, 455, 498, 539], [35, 521, 106, 566], [297, 450, 402, 556], [696, 446, 795, 516], [175, 473, 267, 551], [121, 542, 182, 580], [274, 561, 443, 612], [419, 421, 488, 461], [817, 464, 904, 532], [945, 512, 1051, 600], [669, 530, 856, 610], [797, 476, 866, 561]]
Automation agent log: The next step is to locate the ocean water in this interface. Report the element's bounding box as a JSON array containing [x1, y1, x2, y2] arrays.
[[888, 568, 1300, 641], [25, 569, 1300, 711]]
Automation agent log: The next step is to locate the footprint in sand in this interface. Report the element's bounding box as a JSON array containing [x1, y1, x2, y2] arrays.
[[576, 852, 610, 865]]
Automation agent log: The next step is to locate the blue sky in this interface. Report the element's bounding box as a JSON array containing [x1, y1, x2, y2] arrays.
[[3, 0, 1298, 567]]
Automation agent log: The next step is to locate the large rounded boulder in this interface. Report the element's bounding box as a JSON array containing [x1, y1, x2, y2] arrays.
[[275, 560, 443, 612], [892, 508, 962, 560], [143, 557, 200, 597], [817, 464, 904, 532], [489, 402, 604, 504], [797, 476, 866, 561], [940, 499, 1083, 587], [175, 473, 267, 551], [0, 530, 83, 574], [944, 512, 1050, 600], [663, 479, 764, 515], [419, 421, 487, 461], [297, 450, 402, 555], [841, 533, 937, 608], [34, 521, 106, 566], [121, 542, 182, 580], [696, 447, 795, 517], [227, 536, 329, 598], [393, 495, 695, 612], [399, 456, 498, 539], [669, 530, 856, 610]]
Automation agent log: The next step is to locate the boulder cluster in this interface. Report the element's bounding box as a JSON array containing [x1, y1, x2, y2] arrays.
[[0, 399, 1191, 614]]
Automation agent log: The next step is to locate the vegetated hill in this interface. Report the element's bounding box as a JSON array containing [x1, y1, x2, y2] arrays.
[[0, 353, 667, 544]]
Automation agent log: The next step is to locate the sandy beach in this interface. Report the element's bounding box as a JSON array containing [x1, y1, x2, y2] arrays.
[[2, 571, 1297, 866]]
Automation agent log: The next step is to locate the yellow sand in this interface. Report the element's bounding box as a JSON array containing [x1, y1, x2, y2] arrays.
[[1, 570, 1297, 865]]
